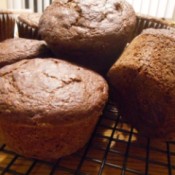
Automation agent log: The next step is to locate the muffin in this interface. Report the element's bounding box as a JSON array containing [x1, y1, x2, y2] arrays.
[[131, 13, 173, 40], [39, 0, 136, 74], [0, 38, 52, 68], [0, 10, 15, 42], [17, 13, 42, 40], [107, 28, 175, 140], [0, 58, 108, 161]]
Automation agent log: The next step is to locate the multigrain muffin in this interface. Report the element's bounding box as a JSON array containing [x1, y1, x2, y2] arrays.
[[0, 58, 108, 161], [39, 0, 136, 74], [17, 13, 42, 40], [108, 28, 175, 140], [0, 10, 15, 41], [0, 38, 52, 68]]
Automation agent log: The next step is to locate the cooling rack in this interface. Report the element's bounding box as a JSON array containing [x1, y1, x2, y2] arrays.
[[0, 101, 175, 175]]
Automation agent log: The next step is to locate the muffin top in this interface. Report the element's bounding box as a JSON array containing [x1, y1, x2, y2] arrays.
[[0, 38, 52, 68], [142, 28, 175, 41], [39, 0, 136, 44], [109, 28, 175, 85], [0, 58, 108, 124], [18, 13, 42, 28]]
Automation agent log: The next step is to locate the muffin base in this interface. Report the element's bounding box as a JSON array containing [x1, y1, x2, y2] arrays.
[[17, 21, 41, 40], [0, 113, 100, 161]]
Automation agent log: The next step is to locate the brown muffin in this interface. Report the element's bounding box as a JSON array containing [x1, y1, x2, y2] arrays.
[[131, 13, 173, 40], [0, 58, 108, 161], [0, 10, 15, 42], [17, 13, 42, 40], [107, 28, 175, 140], [0, 38, 52, 68], [39, 0, 136, 74]]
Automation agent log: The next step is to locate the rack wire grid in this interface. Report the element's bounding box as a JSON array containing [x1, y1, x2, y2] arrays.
[[0, 101, 175, 175]]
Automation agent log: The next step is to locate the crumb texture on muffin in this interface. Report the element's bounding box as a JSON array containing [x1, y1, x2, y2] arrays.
[[108, 28, 175, 140]]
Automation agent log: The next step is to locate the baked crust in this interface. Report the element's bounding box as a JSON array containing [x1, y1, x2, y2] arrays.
[[0, 58, 108, 160], [0, 38, 52, 67], [0, 58, 108, 124], [108, 28, 175, 140], [18, 13, 42, 28], [39, 0, 136, 73]]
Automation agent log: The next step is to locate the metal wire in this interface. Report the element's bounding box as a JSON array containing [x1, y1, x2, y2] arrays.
[[120, 127, 134, 175], [145, 138, 150, 175], [166, 142, 172, 175], [0, 102, 175, 175], [24, 160, 38, 175], [97, 115, 120, 175], [74, 114, 104, 175], [1, 155, 19, 175], [49, 159, 61, 175]]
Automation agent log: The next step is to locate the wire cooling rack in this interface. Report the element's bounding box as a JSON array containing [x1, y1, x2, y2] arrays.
[[0, 101, 175, 175]]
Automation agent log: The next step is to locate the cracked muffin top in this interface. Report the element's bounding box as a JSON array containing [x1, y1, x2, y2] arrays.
[[0, 58, 108, 125], [38, 0, 136, 73], [39, 0, 136, 41]]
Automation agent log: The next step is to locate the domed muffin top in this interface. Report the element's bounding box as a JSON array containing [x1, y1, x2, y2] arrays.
[[39, 0, 136, 43], [0, 58, 108, 124], [18, 13, 42, 28], [0, 38, 51, 68]]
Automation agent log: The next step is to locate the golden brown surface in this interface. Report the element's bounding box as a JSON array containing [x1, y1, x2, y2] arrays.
[[0, 58, 108, 161], [39, 0, 136, 73], [0, 58, 108, 124], [108, 28, 175, 140], [0, 38, 52, 68]]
